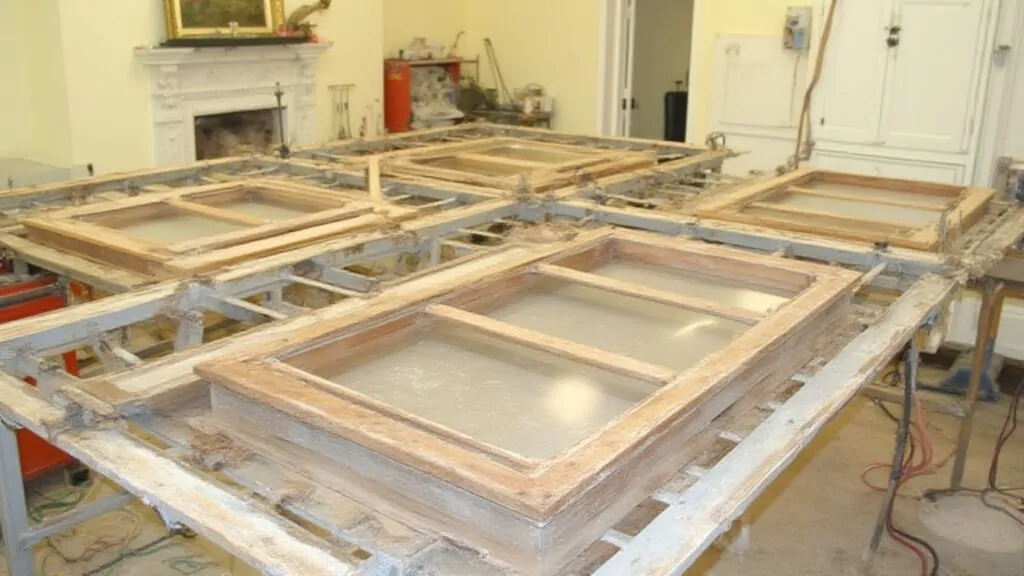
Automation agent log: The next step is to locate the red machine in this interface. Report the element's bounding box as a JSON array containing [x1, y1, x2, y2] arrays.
[[0, 276, 81, 481], [384, 58, 465, 134]]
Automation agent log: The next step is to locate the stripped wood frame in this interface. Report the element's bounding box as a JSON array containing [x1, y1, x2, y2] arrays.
[[694, 168, 996, 251], [380, 137, 658, 194], [196, 229, 861, 573], [19, 179, 417, 279], [298, 122, 728, 164]]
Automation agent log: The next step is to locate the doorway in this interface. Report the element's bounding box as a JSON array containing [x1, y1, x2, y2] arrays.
[[599, 0, 696, 140]]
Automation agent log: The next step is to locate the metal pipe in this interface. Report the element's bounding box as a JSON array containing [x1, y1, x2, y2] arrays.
[[950, 281, 1009, 488], [869, 339, 917, 553], [0, 423, 32, 575]]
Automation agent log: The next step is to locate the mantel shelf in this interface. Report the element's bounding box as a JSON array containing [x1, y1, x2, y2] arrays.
[[134, 42, 333, 66]]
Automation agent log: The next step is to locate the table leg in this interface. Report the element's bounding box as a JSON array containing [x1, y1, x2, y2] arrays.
[[0, 423, 33, 575]]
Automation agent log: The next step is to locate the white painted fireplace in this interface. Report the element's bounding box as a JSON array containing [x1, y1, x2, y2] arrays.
[[135, 43, 331, 167]]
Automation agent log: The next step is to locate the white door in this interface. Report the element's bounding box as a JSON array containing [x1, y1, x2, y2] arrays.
[[814, 0, 894, 144], [879, 0, 990, 153]]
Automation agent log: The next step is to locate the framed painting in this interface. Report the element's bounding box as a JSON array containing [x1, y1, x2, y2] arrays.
[[163, 0, 286, 39]]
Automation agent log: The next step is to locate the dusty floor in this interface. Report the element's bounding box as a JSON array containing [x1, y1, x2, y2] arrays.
[[692, 394, 1024, 576], [1, 391, 1021, 575]]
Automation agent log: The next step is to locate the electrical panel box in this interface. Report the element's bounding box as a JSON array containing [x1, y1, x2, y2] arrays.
[[784, 7, 812, 51]]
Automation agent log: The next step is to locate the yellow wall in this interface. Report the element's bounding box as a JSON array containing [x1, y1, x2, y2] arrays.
[[383, 0, 466, 59], [689, 0, 812, 140], [464, 0, 601, 134], [23, 0, 73, 166], [6, 0, 381, 176], [308, 0, 384, 144], [0, 1, 34, 158], [57, 0, 163, 174]]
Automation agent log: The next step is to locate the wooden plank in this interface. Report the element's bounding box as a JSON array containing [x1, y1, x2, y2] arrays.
[[611, 230, 816, 293], [694, 168, 814, 214], [289, 275, 368, 299], [0, 374, 361, 576], [164, 214, 388, 275], [166, 205, 378, 254], [367, 156, 383, 203], [534, 263, 765, 325], [21, 218, 175, 277], [595, 275, 957, 576], [426, 303, 678, 384], [0, 233, 151, 292]]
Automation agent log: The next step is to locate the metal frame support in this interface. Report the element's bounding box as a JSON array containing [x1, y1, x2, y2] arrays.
[[173, 310, 206, 352], [949, 280, 1009, 489], [869, 339, 919, 553], [0, 422, 32, 575]]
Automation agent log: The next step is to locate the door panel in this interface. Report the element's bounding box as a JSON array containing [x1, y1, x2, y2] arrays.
[[880, 0, 988, 152], [811, 149, 964, 183], [814, 0, 893, 144]]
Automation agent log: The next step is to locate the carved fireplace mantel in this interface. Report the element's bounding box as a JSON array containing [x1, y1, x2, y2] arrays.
[[135, 43, 332, 166]]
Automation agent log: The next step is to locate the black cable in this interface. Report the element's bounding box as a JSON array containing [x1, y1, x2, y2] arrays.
[[891, 522, 940, 576], [989, 378, 1022, 497], [882, 354, 940, 576], [980, 490, 1024, 528], [872, 398, 902, 425], [80, 532, 178, 576]]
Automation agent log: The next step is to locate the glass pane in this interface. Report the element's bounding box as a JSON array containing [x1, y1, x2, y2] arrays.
[[805, 181, 952, 208], [302, 325, 652, 460], [116, 212, 249, 244], [476, 145, 587, 164], [773, 192, 941, 228], [208, 200, 315, 221], [485, 279, 746, 372], [420, 156, 525, 177], [591, 260, 789, 313]]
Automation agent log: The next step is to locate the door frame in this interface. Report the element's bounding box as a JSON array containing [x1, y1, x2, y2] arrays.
[[974, 0, 1024, 185], [597, 0, 702, 140]]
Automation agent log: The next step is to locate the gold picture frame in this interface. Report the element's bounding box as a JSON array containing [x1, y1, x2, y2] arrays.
[[163, 0, 286, 39]]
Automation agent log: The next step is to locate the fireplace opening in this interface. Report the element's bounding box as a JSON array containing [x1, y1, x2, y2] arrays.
[[194, 108, 282, 160]]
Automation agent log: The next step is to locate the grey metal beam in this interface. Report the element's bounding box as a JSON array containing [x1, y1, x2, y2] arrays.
[[317, 266, 380, 293], [0, 374, 362, 576], [288, 275, 367, 299], [0, 423, 32, 575], [0, 286, 194, 355], [209, 297, 287, 323], [20, 491, 135, 546]]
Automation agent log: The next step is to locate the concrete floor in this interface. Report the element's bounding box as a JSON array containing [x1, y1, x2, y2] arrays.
[[691, 395, 1024, 576], [2, 392, 1021, 575]]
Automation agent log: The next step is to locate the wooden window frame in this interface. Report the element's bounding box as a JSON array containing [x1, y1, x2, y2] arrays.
[[694, 168, 995, 251], [196, 229, 860, 572], [20, 179, 416, 278], [381, 136, 657, 193]]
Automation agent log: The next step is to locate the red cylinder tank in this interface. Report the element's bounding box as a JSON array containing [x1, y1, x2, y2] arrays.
[[384, 59, 412, 133]]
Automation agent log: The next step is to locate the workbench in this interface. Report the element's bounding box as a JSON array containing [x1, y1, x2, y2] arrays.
[[0, 125, 1018, 576]]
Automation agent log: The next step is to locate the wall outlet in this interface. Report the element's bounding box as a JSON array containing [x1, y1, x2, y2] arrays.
[[784, 6, 813, 51]]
